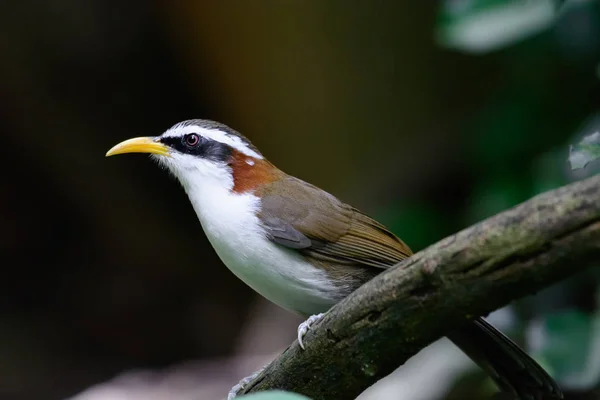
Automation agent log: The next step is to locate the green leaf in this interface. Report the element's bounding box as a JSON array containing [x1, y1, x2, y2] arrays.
[[568, 132, 600, 170], [436, 0, 556, 53], [239, 391, 312, 400]]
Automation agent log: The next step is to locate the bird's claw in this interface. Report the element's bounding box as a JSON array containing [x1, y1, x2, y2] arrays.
[[227, 367, 265, 400], [297, 313, 325, 350], [228, 313, 325, 399]]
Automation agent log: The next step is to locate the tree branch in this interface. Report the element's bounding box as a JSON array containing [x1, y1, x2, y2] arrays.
[[240, 174, 600, 399]]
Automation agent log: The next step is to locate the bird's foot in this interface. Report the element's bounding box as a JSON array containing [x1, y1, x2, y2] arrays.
[[297, 313, 325, 350], [228, 367, 265, 400]]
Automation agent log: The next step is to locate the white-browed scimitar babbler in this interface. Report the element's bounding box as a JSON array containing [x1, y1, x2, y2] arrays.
[[106, 119, 563, 400]]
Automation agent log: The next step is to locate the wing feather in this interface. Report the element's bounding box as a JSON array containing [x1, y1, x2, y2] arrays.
[[258, 176, 412, 270]]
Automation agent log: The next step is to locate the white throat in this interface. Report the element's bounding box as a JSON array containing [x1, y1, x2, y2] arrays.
[[167, 161, 340, 316]]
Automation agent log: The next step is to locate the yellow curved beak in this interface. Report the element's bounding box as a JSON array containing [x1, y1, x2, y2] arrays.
[[105, 137, 170, 157]]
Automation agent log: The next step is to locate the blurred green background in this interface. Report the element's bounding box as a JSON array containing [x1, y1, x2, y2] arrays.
[[1, 1, 599, 399]]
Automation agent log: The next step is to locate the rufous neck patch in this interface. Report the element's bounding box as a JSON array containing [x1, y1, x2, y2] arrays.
[[230, 150, 279, 193]]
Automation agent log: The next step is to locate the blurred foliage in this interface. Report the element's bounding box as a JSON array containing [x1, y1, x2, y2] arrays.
[[568, 114, 600, 180], [436, 0, 598, 54], [239, 391, 311, 400], [533, 310, 600, 387], [569, 131, 600, 170], [437, 0, 556, 53]]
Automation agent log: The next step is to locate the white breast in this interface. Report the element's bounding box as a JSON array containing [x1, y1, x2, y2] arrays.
[[179, 166, 340, 316]]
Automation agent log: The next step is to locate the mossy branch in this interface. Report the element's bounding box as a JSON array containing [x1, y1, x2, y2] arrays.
[[240, 174, 600, 400]]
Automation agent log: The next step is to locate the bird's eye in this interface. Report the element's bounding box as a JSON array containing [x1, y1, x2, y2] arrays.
[[184, 134, 200, 147]]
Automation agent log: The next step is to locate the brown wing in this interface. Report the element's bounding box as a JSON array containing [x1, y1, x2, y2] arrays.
[[258, 175, 412, 269]]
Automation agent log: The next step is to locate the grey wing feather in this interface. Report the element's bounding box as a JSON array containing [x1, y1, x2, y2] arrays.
[[262, 215, 313, 249]]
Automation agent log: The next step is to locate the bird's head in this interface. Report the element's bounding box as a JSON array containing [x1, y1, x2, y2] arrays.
[[106, 119, 278, 194]]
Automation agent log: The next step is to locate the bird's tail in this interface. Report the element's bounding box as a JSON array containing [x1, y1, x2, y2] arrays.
[[447, 317, 563, 400]]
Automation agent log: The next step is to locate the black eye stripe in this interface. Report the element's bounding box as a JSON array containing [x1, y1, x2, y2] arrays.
[[160, 134, 232, 162]]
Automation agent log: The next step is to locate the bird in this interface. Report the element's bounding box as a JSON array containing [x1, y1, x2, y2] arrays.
[[106, 119, 563, 400]]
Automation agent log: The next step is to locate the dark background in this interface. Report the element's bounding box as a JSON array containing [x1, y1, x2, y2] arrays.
[[1, 1, 600, 399]]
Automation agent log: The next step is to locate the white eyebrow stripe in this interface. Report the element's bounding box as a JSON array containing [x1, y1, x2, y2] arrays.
[[162, 125, 263, 159]]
